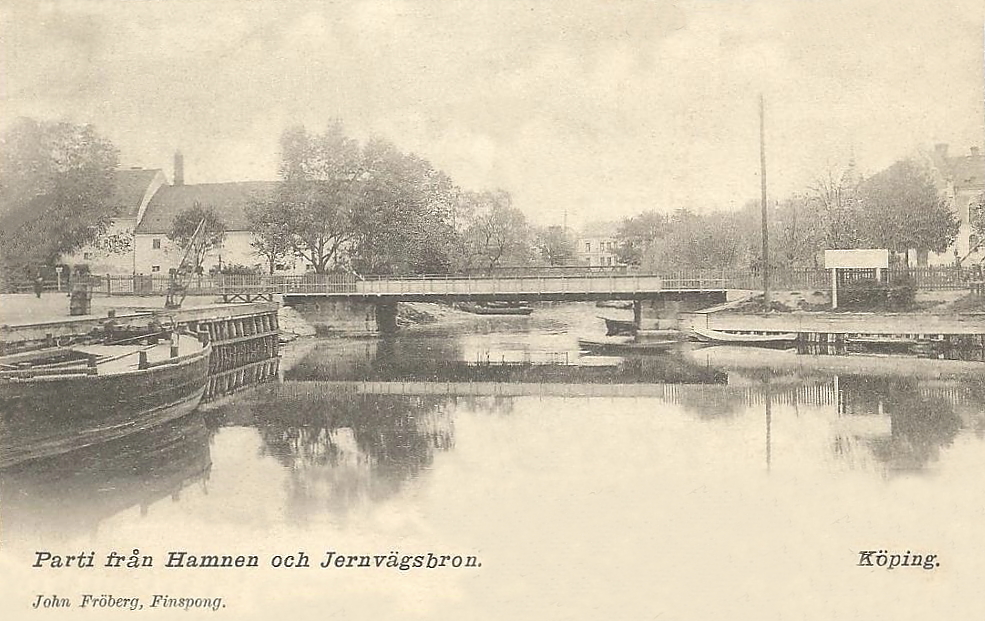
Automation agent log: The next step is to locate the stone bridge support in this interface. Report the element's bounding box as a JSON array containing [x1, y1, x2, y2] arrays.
[[284, 296, 401, 335], [374, 302, 398, 334], [635, 291, 727, 330]]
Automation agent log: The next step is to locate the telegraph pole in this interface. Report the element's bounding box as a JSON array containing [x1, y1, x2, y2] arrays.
[[760, 94, 771, 308]]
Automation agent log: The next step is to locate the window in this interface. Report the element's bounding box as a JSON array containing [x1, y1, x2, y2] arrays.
[[83, 252, 92, 260], [151, 265, 161, 273], [585, 242, 591, 252], [152, 238, 161, 249]]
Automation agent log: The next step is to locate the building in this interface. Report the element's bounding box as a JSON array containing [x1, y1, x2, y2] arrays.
[[576, 221, 622, 267], [134, 180, 277, 275], [67, 153, 295, 275], [60, 168, 167, 274], [925, 143, 985, 265]]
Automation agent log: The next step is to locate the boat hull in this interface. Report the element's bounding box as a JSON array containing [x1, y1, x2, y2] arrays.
[[691, 327, 797, 346], [0, 344, 211, 469], [601, 317, 637, 336], [578, 338, 677, 355], [457, 303, 533, 315]]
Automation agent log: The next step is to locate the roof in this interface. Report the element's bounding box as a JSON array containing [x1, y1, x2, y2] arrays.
[[944, 154, 985, 191], [580, 220, 620, 238], [111, 168, 163, 218], [135, 181, 277, 234], [0, 167, 161, 235]]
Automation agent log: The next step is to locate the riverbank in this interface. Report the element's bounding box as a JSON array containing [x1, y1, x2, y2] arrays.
[[717, 289, 979, 314]]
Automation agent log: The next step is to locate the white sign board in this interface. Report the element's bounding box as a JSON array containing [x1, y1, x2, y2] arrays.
[[824, 249, 889, 270]]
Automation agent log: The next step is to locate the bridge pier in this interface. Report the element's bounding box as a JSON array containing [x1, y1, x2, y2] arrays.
[[283, 297, 377, 335], [375, 302, 398, 334], [284, 296, 400, 335], [637, 292, 727, 330]]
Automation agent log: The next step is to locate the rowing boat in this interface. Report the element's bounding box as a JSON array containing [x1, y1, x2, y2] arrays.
[[578, 337, 678, 355], [690, 327, 798, 345]]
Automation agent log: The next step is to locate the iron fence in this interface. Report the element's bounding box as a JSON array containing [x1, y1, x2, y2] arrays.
[[3, 265, 976, 296]]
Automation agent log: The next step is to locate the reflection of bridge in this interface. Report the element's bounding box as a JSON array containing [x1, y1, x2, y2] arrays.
[[277, 380, 836, 405]]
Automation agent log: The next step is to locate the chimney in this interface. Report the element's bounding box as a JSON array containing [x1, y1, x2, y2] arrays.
[[972, 146, 981, 158], [173, 151, 184, 186], [934, 143, 949, 159]]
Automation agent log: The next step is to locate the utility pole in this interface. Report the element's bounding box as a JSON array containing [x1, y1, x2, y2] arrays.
[[760, 94, 771, 309]]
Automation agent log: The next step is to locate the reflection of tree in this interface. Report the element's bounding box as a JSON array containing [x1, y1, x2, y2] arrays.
[[251, 389, 454, 520], [838, 376, 962, 471]]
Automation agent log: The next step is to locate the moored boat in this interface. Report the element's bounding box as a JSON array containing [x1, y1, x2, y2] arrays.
[[0, 333, 212, 469], [578, 337, 678, 355], [456, 302, 534, 315], [600, 317, 637, 336], [691, 327, 798, 346]]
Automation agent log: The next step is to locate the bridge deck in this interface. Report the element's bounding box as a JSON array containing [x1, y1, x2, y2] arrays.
[[280, 275, 727, 301]]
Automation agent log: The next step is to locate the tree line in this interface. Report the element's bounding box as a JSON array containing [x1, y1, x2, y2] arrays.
[[0, 117, 576, 281], [613, 159, 964, 272], [245, 121, 577, 275], [2, 116, 973, 283]]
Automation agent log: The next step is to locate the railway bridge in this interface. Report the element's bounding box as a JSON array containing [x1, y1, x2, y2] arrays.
[[275, 273, 731, 332]]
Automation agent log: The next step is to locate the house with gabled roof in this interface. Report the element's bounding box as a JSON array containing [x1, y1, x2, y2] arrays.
[[133, 178, 278, 275], [67, 153, 298, 275], [925, 143, 985, 264], [61, 167, 167, 273]]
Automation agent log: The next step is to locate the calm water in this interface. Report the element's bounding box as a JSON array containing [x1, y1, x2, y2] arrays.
[[3, 303, 985, 620]]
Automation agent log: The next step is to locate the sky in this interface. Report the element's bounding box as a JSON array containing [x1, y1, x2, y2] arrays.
[[1, 0, 983, 229]]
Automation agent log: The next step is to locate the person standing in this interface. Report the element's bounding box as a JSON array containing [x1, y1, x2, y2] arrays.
[[33, 272, 44, 298]]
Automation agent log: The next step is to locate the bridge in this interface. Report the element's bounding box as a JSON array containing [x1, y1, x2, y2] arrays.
[[276, 273, 729, 302], [270, 273, 731, 332]]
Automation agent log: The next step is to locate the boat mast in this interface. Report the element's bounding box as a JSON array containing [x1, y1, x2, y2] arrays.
[[760, 94, 771, 308]]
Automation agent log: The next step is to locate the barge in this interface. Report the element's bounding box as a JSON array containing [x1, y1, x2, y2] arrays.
[[0, 332, 212, 469]]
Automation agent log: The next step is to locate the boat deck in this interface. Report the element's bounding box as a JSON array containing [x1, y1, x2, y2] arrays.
[[71, 338, 205, 375]]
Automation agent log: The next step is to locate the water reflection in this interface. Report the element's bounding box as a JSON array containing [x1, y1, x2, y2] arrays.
[[6, 310, 985, 544], [0, 413, 213, 543], [206, 385, 455, 521], [286, 337, 728, 385], [835, 375, 964, 472]]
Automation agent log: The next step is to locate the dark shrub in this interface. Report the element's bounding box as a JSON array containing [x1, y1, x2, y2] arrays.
[[838, 275, 915, 311]]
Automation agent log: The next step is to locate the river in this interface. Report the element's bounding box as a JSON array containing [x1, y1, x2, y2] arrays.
[[2, 303, 985, 620]]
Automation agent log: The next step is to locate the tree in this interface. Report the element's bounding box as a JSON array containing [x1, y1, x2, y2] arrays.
[[246, 198, 293, 274], [806, 165, 865, 251], [857, 159, 958, 266], [0, 118, 119, 275], [274, 123, 366, 274], [167, 202, 226, 273], [456, 190, 533, 269], [349, 139, 458, 274], [536, 225, 576, 266], [614, 211, 666, 266]]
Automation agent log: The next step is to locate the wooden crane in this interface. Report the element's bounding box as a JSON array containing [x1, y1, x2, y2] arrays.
[[164, 218, 207, 309]]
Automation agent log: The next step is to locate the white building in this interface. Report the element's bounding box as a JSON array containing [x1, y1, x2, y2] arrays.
[[576, 221, 622, 267], [133, 179, 278, 275], [925, 143, 985, 265], [62, 168, 167, 274], [67, 153, 299, 275]]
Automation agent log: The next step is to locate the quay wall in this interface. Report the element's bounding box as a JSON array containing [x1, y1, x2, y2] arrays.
[[680, 311, 985, 336]]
